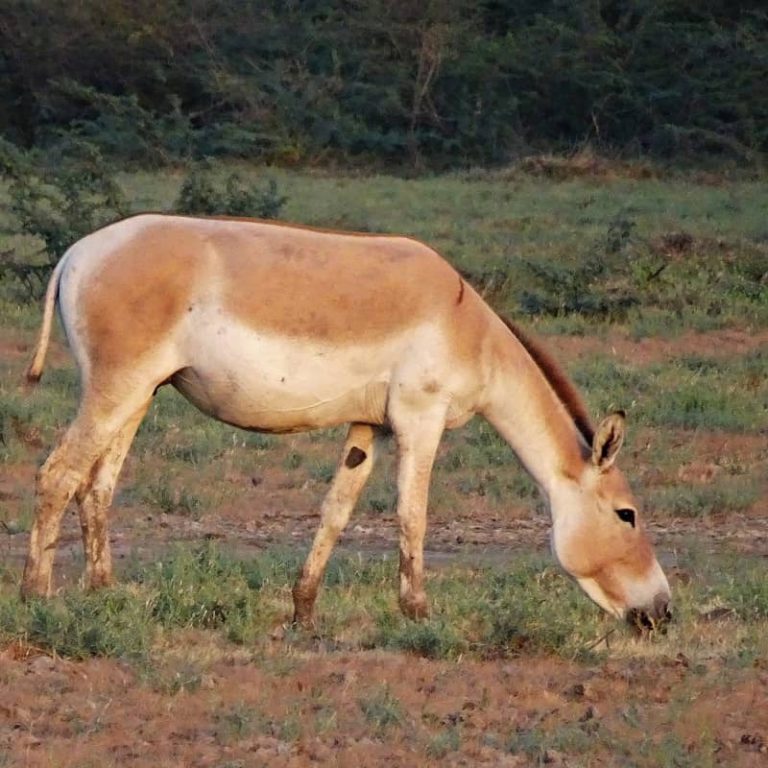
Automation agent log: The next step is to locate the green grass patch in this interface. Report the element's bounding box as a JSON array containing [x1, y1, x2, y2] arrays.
[[214, 702, 266, 744], [0, 543, 766, 670], [572, 352, 768, 432], [650, 477, 762, 518], [0, 587, 153, 661], [359, 685, 405, 736], [705, 556, 768, 622], [425, 725, 461, 758], [366, 559, 606, 661], [133, 544, 265, 644], [507, 722, 593, 762]]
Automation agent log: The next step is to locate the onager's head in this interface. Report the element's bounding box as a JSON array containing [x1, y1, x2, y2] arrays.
[[550, 412, 671, 631]]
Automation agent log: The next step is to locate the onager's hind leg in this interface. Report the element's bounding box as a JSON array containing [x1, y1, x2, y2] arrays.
[[74, 402, 150, 590], [292, 423, 379, 625], [21, 391, 153, 598]]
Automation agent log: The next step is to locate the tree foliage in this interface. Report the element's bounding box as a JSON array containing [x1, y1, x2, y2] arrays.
[[1, 0, 766, 167]]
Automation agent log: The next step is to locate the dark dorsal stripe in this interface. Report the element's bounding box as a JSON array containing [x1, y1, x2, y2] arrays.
[[501, 317, 595, 445]]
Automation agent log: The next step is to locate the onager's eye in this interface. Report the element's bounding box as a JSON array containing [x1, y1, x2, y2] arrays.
[[615, 508, 636, 528]]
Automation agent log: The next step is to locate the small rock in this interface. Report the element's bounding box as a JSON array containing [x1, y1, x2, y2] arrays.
[[740, 733, 765, 751], [579, 705, 596, 722], [564, 682, 585, 700], [13, 706, 32, 724], [28, 655, 55, 674]]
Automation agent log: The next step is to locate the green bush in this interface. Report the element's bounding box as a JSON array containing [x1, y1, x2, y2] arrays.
[[518, 211, 656, 319], [0, 139, 126, 298], [3, 1, 767, 167], [174, 167, 288, 219]]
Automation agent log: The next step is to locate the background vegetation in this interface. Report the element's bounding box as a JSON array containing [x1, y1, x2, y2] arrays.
[[2, 0, 767, 168]]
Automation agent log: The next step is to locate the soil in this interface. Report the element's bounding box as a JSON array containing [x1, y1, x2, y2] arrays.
[[1, 328, 767, 766], [2, 646, 767, 767], [546, 328, 768, 366]]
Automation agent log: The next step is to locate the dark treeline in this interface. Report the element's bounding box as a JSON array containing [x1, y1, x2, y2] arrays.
[[1, 0, 767, 168]]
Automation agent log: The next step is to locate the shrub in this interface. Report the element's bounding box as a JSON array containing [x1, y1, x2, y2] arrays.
[[0, 138, 127, 298], [174, 166, 288, 219], [518, 211, 651, 319]]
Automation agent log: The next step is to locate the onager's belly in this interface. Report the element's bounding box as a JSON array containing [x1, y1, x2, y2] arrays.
[[171, 321, 395, 432]]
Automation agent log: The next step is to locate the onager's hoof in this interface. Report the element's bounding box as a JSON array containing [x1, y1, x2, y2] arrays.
[[20, 578, 50, 601], [399, 592, 429, 620], [292, 582, 318, 628], [291, 613, 318, 633], [84, 572, 114, 591]]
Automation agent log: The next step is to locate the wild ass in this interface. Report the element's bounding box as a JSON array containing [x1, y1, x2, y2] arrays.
[[22, 214, 671, 629]]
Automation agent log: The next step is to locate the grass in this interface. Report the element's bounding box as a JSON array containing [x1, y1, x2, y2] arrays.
[[572, 352, 768, 434], [0, 545, 766, 668], [425, 725, 461, 758], [214, 703, 264, 744], [3, 165, 766, 331], [649, 478, 762, 518], [359, 685, 405, 735]]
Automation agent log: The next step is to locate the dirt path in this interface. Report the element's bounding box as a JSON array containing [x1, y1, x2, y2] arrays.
[[546, 327, 768, 365]]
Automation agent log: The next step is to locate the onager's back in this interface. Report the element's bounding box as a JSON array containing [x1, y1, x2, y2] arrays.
[[23, 214, 671, 631]]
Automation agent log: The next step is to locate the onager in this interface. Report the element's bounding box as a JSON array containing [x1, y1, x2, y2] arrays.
[[22, 214, 671, 629]]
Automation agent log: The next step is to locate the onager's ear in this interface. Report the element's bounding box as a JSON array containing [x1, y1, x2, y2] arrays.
[[592, 411, 626, 470]]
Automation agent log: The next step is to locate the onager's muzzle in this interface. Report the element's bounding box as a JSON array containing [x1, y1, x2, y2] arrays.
[[626, 592, 673, 634]]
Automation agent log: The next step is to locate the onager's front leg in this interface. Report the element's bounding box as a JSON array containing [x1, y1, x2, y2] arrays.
[[292, 422, 379, 626], [392, 409, 445, 620]]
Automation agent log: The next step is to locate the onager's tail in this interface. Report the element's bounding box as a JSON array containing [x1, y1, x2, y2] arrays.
[[25, 257, 67, 386]]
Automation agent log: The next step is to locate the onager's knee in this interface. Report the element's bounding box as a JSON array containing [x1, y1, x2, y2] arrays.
[[37, 458, 84, 512]]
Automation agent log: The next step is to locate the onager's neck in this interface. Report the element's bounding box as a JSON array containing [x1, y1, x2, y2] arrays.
[[481, 321, 591, 497]]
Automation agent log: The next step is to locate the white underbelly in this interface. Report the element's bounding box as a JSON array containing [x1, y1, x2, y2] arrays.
[[172, 315, 400, 431]]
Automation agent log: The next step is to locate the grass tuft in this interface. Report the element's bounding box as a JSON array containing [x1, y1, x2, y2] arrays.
[[359, 685, 405, 735]]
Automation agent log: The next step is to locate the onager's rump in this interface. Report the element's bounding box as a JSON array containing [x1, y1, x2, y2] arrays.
[[22, 214, 671, 629]]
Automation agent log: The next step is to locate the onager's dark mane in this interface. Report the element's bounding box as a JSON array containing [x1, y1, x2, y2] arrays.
[[501, 317, 595, 445]]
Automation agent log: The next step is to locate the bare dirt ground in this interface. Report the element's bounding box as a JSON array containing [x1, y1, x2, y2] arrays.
[[1, 328, 767, 767], [546, 327, 768, 366], [2, 645, 767, 767]]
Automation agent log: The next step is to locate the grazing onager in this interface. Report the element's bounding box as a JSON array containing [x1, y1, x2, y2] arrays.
[[22, 214, 671, 629]]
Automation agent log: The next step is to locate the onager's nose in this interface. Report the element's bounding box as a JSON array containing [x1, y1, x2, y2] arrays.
[[627, 592, 672, 634]]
